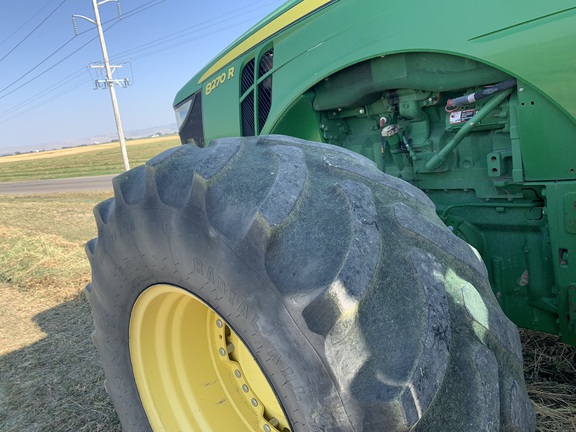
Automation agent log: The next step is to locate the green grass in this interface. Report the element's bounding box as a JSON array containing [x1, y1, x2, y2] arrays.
[[0, 135, 179, 182]]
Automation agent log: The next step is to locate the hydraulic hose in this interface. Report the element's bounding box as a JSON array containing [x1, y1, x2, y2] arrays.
[[446, 78, 517, 110]]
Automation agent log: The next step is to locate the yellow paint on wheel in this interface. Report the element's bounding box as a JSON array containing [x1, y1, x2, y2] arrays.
[[129, 284, 290, 431]]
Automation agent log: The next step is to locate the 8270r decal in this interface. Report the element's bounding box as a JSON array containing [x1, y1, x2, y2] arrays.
[[205, 67, 235, 96]]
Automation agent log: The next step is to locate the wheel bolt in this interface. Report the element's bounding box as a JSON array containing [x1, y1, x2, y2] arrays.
[[234, 370, 241, 378], [263, 425, 271, 432], [242, 384, 249, 393], [219, 348, 226, 356], [216, 319, 223, 328], [251, 398, 258, 407]]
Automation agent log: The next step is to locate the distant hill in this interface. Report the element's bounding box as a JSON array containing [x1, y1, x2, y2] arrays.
[[1, 124, 178, 156]]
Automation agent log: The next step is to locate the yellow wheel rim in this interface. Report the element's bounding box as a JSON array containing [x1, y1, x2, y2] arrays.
[[129, 284, 291, 432]]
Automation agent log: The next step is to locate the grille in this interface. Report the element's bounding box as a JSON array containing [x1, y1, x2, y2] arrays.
[[241, 93, 255, 136], [241, 59, 255, 95], [240, 49, 274, 134]]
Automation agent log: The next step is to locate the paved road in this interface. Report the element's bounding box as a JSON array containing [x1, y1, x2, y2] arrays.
[[0, 174, 116, 194]]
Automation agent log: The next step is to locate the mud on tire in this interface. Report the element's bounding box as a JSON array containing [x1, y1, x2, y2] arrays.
[[86, 135, 535, 431]]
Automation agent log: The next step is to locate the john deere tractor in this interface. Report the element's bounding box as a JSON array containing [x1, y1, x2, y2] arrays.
[[85, 0, 576, 430]]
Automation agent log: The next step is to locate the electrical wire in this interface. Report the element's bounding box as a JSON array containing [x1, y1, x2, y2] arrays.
[[0, 67, 86, 119], [0, 0, 60, 47], [0, 1, 169, 127], [0, 21, 126, 102], [0, 0, 68, 64], [0, 36, 76, 96], [0, 18, 101, 98], [114, 1, 264, 57], [0, 35, 96, 100], [121, 17, 263, 63], [0, 0, 164, 99], [121, 0, 168, 19], [97, 0, 168, 27], [111, 2, 278, 60], [0, 0, 268, 105], [0, 75, 91, 126], [0, 0, 274, 120]]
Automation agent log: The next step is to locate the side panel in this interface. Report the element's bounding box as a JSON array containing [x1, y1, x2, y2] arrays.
[[544, 183, 576, 344], [517, 85, 576, 180]]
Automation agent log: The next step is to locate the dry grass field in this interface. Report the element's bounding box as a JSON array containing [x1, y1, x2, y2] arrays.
[[0, 140, 574, 431], [0, 137, 169, 163], [0, 135, 179, 183], [0, 192, 121, 431]]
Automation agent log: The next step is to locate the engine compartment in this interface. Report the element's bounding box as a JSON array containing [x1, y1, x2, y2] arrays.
[[307, 53, 570, 338]]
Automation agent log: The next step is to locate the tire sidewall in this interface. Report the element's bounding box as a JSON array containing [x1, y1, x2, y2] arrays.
[[91, 200, 349, 431]]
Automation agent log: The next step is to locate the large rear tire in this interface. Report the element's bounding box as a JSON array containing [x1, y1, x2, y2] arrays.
[[86, 135, 535, 431]]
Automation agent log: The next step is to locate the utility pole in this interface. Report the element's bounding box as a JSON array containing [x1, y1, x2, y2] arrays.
[[73, 0, 130, 171]]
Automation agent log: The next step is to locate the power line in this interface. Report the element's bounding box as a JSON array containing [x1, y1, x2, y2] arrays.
[[0, 2, 168, 126], [0, 0, 60, 47], [0, 35, 97, 100], [0, 0, 68, 64], [0, 0, 165, 99], [0, 74, 91, 125], [120, 0, 167, 19], [0, 17, 102, 98], [0, 67, 86, 119], [0, 36, 76, 96], [120, 17, 262, 64], [0, 0, 269, 112], [109, 0, 273, 62], [110, 1, 266, 60]]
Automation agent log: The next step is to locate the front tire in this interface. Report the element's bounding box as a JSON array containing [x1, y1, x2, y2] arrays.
[[86, 135, 535, 431]]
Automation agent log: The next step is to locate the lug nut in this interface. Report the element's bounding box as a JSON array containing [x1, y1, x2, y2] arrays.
[[219, 348, 226, 356], [242, 384, 249, 393], [263, 425, 271, 432], [234, 370, 241, 378], [251, 398, 258, 407], [216, 319, 223, 328]]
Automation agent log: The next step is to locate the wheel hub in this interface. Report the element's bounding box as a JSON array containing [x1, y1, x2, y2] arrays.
[[129, 284, 290, 431]]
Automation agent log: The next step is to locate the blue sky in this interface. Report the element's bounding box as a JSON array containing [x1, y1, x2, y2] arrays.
[[0, 0, 286, 152]]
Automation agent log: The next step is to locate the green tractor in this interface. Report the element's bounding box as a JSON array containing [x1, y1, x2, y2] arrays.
[[85, 0, 576, 430]]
